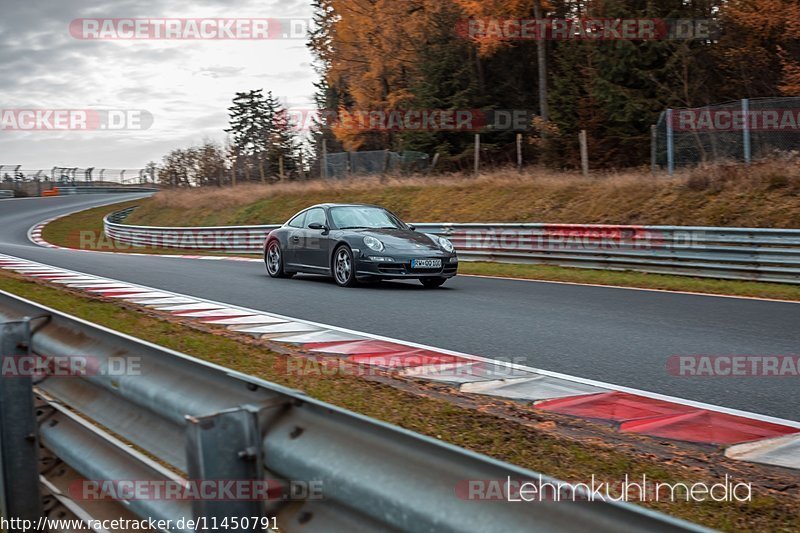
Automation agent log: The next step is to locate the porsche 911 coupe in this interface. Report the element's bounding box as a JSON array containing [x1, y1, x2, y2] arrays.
[[264, 204, 458, 287]]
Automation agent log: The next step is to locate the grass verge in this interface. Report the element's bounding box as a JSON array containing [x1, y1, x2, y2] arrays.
[[0, 269, 797, 531], [459, 262, 800, 301]]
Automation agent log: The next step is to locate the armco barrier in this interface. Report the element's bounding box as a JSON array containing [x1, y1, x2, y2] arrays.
[[104, 208, 800, 284], [58, 186, 159, 195], [0, 291, 701, 531]]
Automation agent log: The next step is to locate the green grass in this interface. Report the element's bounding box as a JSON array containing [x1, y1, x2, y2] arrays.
[[0, 270, 798, 531]]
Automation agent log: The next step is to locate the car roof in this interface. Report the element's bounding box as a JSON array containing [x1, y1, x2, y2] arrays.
[[309, 203, 383, 209]]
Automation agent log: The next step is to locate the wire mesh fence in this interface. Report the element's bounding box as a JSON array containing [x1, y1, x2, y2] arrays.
[[0, 166, 153, 185], [654, 97, 800, 172], [0, 166, 154, 196], [324, 150, 430, 179]]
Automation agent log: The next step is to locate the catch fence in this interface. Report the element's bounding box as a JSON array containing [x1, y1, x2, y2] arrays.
[[653, 97, 800, 173]]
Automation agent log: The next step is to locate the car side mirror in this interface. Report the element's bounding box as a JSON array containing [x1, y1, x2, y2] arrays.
[[407, 224, 416, 231], [308, 222, 327, 231]]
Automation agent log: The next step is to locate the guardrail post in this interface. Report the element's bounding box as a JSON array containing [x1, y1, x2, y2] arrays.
[[0, 319, 43, 524], [185, 407, 267, 522]]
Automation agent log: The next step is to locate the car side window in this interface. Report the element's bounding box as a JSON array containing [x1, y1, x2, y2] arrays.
[[305, 208, 326, 228], [288, 211, 306, 228]]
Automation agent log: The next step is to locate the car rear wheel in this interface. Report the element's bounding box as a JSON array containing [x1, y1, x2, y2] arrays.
[[266, 240, 293, 278], [420, 277, 447, 288], [333, 245, 358, 287]]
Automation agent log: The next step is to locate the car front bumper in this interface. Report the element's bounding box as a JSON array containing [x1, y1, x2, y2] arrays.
[[354, 251, 458, 280]]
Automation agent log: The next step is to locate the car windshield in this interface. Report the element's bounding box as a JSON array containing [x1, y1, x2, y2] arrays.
[[330, 206, 404, 230]]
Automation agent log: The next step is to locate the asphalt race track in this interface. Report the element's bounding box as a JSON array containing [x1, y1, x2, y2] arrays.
[[1, 195, 798, 420]]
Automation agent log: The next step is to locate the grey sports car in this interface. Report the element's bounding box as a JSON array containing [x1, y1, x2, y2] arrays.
[[264, 204, 458, 287]]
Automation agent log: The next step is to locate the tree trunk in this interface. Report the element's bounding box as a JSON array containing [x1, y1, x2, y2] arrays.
[[533, 0, 548, 121]]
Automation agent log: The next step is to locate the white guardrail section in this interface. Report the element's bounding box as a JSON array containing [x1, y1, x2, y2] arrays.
[[58, 186, 159, 195], [0, 291, 704, 532], [103, 207, 800, 284]]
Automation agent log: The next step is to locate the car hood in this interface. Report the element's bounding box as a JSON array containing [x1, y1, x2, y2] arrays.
[[350, 228, 442, 251]]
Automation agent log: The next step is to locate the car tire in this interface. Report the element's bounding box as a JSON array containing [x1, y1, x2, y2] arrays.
[[265, 240, 294, 278], [420, 277, 447, 288], [332, 245, 358, 287]]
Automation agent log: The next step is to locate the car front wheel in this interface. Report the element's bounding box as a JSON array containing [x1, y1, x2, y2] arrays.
[[266, 240, 293, 278], [332, 245, 358, 287]]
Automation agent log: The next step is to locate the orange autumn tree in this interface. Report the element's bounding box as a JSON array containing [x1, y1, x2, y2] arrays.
[[716, 0, 800, 97], [319, 0, 439, 150]]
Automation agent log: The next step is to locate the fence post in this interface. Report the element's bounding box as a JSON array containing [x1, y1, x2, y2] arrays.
[[321, 139, 328, 180], [232, 153, 238, 187], [742, 98, 752, 164], [429, 153, 440, 175], [651, 124, 657, 173], [474, 134, 480, 176], [0, 319, 43, 522], [516, 133, 523, 172], [666, 108, 675, 176], [298, 151, 305, 180], [579, 130, 589, 177]]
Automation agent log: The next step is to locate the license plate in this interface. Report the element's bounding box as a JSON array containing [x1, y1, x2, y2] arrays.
[[411, 259, 442, 269]]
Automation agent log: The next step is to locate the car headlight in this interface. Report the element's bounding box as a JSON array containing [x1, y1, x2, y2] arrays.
[[363, 236, 384, 252], [438, 237, 455, 253]]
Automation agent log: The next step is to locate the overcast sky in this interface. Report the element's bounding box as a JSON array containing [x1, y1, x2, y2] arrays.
[[0, 0, 317, 170]]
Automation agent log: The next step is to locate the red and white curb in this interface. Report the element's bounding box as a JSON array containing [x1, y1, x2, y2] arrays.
[[1, 252, 798, 471]]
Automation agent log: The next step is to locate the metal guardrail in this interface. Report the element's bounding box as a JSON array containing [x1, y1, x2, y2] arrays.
[[0, 290, 701, 531], [58, 186, 159, 195], [104, 209, 800, 284], [0, 190, 13, 198]]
